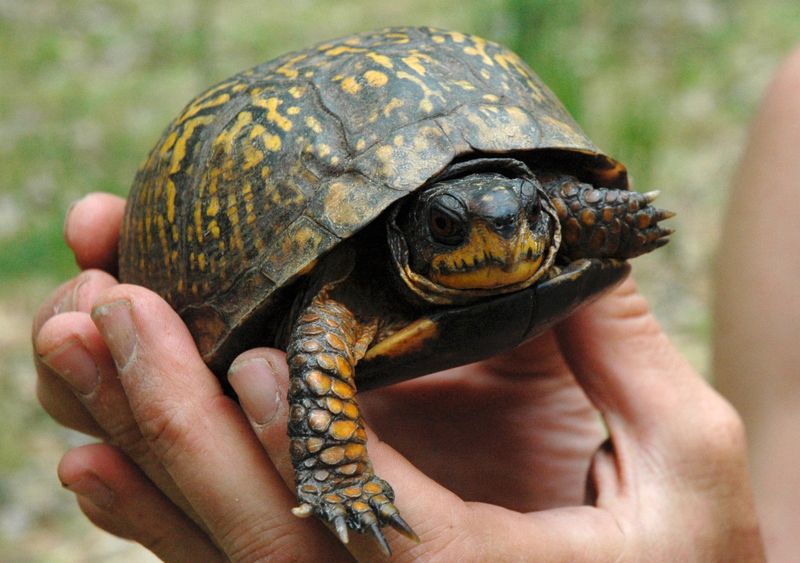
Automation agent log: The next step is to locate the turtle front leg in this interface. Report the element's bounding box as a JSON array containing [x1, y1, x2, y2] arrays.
[[286, 290, 418, 555], [546, 176, 674, 259]]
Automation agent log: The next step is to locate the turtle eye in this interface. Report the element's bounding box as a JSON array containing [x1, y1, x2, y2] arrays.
[[429, 207, 465, 245]]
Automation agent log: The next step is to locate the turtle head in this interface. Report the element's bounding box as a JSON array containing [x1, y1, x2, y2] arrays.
[[388, 159, 561, 303]]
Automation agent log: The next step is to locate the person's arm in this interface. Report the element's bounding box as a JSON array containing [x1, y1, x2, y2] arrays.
[[714, 46, 800, 562]]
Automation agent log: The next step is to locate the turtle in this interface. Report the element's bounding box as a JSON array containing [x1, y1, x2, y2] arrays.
[[118, 27, 673, 555]]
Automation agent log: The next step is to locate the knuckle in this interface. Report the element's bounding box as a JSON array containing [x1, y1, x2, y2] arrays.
[[681, 393, 748, 462], [134, 398, 198, 467]]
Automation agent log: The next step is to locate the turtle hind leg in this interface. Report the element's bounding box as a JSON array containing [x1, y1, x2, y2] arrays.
[[546, 177, 674, 260], [287, 292, 418, 555]]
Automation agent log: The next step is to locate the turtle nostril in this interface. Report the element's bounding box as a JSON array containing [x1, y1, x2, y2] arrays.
[[492, 215, 516, 236]]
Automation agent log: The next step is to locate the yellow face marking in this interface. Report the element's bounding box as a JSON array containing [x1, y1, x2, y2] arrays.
[[365, 318, 439, 361], [430, 222, 547, 290]]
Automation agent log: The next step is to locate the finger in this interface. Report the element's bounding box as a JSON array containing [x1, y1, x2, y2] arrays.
[[555, 276, 709, 433], [64, 192, 126, 273], [59, 443, 223, 562], [91, 285, 352, 561], [36, 310, 196, 524], [33, 270, 118, 436]]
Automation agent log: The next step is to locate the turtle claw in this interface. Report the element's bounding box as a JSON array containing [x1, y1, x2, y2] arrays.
[[643, 189, 661, 203], [388, 513, 420, 543], [369, 523, 392, 557], [334, 515, 350, 544], [291, 503, 314, 518]]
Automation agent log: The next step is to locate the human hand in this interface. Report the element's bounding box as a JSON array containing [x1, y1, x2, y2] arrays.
[[34, 194, 764, 561]]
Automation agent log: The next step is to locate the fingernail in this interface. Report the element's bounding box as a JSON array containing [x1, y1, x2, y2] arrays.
[[228, 358, 281, 425], [41, 339, 100, 395], [92, 299, 136, 373], [63, 197, 81, 241], [55, 278, 87, 315], [63, 473, 114, 509]]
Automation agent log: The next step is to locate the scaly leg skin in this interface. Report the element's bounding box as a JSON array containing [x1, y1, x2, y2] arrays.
[[286, 290, 418, 556], [546, 176, 675, 260]]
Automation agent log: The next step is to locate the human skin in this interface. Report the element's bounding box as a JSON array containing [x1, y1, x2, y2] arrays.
[[33, 194, 764, 561], [714, 47, 800, 563]]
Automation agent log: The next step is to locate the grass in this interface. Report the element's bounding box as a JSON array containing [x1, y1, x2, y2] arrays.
[[1, 0, 798, 560]]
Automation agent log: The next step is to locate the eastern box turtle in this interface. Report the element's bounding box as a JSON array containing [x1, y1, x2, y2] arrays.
[[119, 27, 672, 554]]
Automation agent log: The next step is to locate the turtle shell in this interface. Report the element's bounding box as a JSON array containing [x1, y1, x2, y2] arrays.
[[119, 26, 628, 370]]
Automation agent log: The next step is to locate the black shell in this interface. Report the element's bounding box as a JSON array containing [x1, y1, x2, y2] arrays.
[[119, 27, 628, 366]]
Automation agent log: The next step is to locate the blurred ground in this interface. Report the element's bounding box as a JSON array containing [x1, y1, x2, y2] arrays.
[[1, 0, 798, 560]]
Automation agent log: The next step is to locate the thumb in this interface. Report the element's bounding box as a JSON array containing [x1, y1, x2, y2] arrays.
[[554, 275, 705, 440]]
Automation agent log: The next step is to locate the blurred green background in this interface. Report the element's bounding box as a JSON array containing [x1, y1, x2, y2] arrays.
[[1, 0, 798, 560]]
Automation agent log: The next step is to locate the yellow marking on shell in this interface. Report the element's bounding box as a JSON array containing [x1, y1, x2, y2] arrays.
[[483, 93, 500, 102], [264, 133, 281, 151], [316, 144, 331, 157], [197, 253, 207, 271], [305, 115, 322, 133], [393, 135, 404, 146], [355, 138, 366, 151], [453, 80, 476, 91], [255, 96, 293, 132], [325, 45, 367, 56], [340, 76, 361, 95], [242, 140, 264, 170], [366, 52, 393, 68], [445, 31, 466, 43], [169, 115, 214, 174], [396, 70, 440, 114], [365, 318, 439, 360], [159, 131, 178, 158], [363, 69, 388, 87], [430, 221, 547, 290], [178, 91, 230, 125], [288, 85, 306, 99], [208, 219, 221, 239], [383, 97, 404, 117], [287, 106, 301, 115], [193, 198, 204, 243], [206, 196, 220, 217], [226, 192, 245, 252], [463, 36, 494, 66], [384, 31, 410, 43], [375, 145, 395, 178], [156, 215, 169, 268], [431, 34, 445, 44], [166, 179, 177, 223], [276, 53, 307, 79], [402, 55, 427, 75], [213, 111, 253, 155]]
